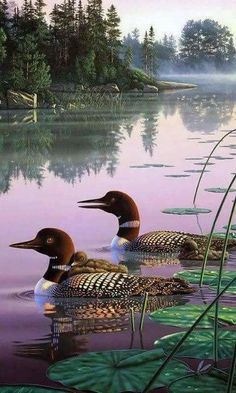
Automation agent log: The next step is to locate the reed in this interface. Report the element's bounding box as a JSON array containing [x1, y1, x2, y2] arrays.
[[193, 128, 236, 204], [139, 292, 149, 332], [226, 342, 236, 393], [213, 197, 236, 363], [199, 174, 236, 287], [142, 276, 236, 393]]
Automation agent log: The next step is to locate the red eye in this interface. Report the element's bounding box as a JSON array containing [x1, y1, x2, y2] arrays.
[[47, 237, 54, 244], [111, 198, 116, 204]]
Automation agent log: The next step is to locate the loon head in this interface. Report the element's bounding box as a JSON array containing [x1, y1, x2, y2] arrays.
[[78, 191, 140, 243], [10, 228, 75, 263], [78, 191, 140, 223]]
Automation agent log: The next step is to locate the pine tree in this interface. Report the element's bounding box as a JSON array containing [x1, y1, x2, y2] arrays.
[[124, 45, 133, 69], [142, 31, 149, 74], [0, 0, 8, 31], [148, 26, 156, 75], [0, 27, 6, 63], [8, 34, 51, 92], [106, 4, 121, 64]]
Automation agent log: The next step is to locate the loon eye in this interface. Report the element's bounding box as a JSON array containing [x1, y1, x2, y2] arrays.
[[111, 197, 116, 204], [47, 237, 54, 244]]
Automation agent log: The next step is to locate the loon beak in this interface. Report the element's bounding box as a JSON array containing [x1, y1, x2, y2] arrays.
[[78, 197, 108, 210], [9, 237, 42, 250]]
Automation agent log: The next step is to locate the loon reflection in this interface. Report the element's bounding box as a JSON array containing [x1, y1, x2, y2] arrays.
[[14, 294, 188, 362]]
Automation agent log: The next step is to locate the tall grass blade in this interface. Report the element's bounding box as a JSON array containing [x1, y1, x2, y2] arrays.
[[213, 197, 236, 363], [193, 128, 236, 204], [199, 174, 236, 287], [226, 342, 236, 393], [130, 308, 135, 333], [142, 276, 236, 393], [139, 292, 149, 331]]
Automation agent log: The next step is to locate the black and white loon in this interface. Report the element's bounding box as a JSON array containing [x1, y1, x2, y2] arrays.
[[10, 228, 193, 297], [78, 191, 236, 260]]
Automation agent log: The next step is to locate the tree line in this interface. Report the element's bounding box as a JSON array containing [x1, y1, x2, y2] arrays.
[[124, 19, 236, 74], [0, 0, 235, 95]]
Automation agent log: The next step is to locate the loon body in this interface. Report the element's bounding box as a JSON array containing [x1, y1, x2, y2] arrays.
[[79, 191, 236, 260], [10, 228, 193, 297]]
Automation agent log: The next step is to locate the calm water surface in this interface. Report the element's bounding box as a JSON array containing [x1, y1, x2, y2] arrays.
[[0, 76, 236, 386]]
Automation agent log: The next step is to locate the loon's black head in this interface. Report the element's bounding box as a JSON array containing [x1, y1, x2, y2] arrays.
[[10, 228, 75, 260], [78, 191, 140, 223]]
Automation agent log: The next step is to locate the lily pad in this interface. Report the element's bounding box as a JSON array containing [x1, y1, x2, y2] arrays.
[[205, 187, 236, 193], [223, 224, 236, 231], [184, 169, 210, 173], [162, 208, 211, 215], [210, 272, 236, 294], [194, 162, 215, 166], [165, 175, 190, 178], [149, 304, 236, 328], [0, 387, 64, 393], [210, 231, 236, 239], [174, 269, 235, 285], [47, 349, 188, 393], [169, 372, 236, 392], [155, 330, 236, 359]]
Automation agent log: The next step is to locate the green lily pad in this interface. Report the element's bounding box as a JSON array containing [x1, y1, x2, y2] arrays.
[[175, 270, 235, 285], [184, 169, 210, 173], [162, 208, 211, 215], [165, 175, 190, 178], [169, 372, 236, 392], [0, 387, 64, 393], [149, 304, 236, 328], [210, 231, 236, 239], [155, 330, 236, 359], [210, 272, 236, 294], [194, 162, 215, 165], [205, 187, 236, 193], [223, 224, 236, 231], [47, 349, 188, 393]]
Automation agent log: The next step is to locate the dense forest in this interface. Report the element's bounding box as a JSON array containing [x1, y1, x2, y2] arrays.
[[0, 0, 235, 94]]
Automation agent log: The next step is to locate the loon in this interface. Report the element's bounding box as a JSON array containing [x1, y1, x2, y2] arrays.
[[78, 191, 236, 260], [10, 228, 193, 297]]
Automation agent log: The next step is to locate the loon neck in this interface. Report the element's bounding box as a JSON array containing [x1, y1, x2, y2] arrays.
[[43, 255, 73, 284], [117, 218, 140, 241]]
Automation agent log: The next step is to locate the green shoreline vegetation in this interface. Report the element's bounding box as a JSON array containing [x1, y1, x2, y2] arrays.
[[0, 0, 235, 108]]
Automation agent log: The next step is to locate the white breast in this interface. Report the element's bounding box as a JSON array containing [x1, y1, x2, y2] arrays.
[[34, 278, 58, 296], [111, 236, 130, 250]]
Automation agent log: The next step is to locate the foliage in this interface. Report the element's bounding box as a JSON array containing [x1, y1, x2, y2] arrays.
[[7, 34, 51, 93], [47, 349, 188, 393], [155, 330, 236, 359], [0, 27, 6, 63], [180, 19, 236, 70], [150, 304, 236, 328]]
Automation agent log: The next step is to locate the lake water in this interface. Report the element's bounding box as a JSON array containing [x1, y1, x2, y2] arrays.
[[0, 75, 236, 387]]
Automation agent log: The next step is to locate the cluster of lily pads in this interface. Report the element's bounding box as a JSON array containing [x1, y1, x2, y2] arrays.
[[1, 129, 236, 393]]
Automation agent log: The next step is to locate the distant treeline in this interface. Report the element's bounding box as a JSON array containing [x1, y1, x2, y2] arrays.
[[124, 19, 236, 74], [0, 0, 235, 95]]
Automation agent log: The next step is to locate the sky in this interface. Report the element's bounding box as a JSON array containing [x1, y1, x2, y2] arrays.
[[16, 0, 236, 40]]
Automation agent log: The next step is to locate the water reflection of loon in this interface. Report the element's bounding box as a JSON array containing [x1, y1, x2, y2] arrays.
[[14, 294, 188, 362]]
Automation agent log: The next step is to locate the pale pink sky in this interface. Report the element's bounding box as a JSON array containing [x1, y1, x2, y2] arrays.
[[17, 0, 236, 39]]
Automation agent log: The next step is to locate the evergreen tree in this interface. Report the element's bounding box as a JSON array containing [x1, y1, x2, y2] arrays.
[[106, 4, 121, 64], [148, 26, 157, 75], [0, 27, 6, 63], [8, 34, 51, 92], [123, 45, 133, 68], [142, 31, 149, 73], [0, 0, 8, 31]]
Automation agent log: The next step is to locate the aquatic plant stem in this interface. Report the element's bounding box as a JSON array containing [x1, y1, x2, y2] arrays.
[[193, 128, 236, 204], [130, 307, 135, 333], [199, 174, 236, 287], [213, 197, 236, 364], [142, 276, 236, 393], [226, 342, 236, 393], [139, 292, 149, 331]]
